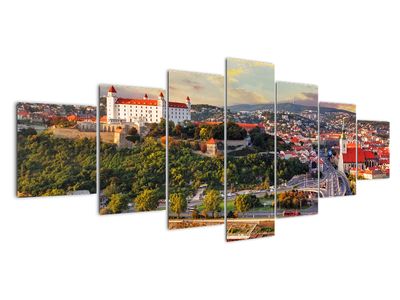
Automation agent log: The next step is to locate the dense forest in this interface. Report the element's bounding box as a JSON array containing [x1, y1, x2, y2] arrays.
[[17, 130, 96, 197], [168, 142, 224, 197], [100, 137, 166, 214]]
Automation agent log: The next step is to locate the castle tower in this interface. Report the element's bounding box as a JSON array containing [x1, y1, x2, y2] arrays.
[[158, 92, 165, 104], [158, 92, 166, 122], [106, 85, 117, 122], [143, 93, 148, 100], [206, 138, 218, 156], [186, 96, 192, 121]]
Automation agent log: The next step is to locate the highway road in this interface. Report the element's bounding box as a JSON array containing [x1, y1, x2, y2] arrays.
[[319, 151, 352, 197]]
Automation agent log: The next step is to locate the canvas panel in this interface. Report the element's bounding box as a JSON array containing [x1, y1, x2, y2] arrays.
[[167, 70, 224, 229], [357, 120, 390, 179], [17, 102, 96, 197], [319, 102, 357, 197], [225, 58, 275, 241], [98, 85, 166, 214], [276, 81, 319, 217]]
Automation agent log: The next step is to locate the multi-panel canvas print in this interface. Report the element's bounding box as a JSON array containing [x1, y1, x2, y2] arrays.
[[17, 102, 97, 197], [357, 120, 390, 179], [98, 85, 166, 214], [167, 70, 224, 229], [276, 82, 319, 217], [319, 102, 357, 197], [225, 58, 275, 241]]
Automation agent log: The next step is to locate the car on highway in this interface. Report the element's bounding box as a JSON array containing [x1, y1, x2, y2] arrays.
[[282, 210, 301, 217]]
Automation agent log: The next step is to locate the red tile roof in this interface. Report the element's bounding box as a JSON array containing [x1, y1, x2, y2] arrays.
[[18, 111, 29, 117], [237, 123, 265, 131], [108, 86, 117, 93], [207, 138, 217, 144], [364, 150, 376, 159], [67, 115, 78, 121], [115, 98, 158, 106], [343, 148, 365, 163], [169, 102, 188, 108], [347, 142, 357, 148], [193, 121, 221, 126]]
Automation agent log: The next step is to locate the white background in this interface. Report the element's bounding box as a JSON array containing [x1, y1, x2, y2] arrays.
[[1, 1, 399, 299]]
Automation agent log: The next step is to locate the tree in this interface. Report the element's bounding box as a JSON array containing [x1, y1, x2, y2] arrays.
[[126, 126, 140, 143], [200, 127, 209, 140], [234, 194, 252, 215], [172, 124, 183, 137], [169, 193, 187, 218], [202, 189, 223, 218], [234, 193, 260, 212], [134, 189, 159, 211], [128, 127, 138, 136], [17, 132, 97, 197], [107, 193, 128, 214], [262, 177, 270, 190], [103, 181, 118, 199], [42, 189, 65, 196], [277, 190, 308, 209], [18, 127, 37, 137], [227, 121, 247, 140], [210, 123, 224, 140]]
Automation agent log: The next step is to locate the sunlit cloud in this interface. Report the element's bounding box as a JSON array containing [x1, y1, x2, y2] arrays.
[[168, 70, 224, 106], [227, 57, 275, 106], [99, 84, 164, 99], [320, 102, 356, 113]]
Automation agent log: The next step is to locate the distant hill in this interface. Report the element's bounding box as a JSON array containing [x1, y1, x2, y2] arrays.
[[228, 102, 354, 114], [191, 104, 223, 121], [191, 104, 222, 110], [277, 103, 317, 113], [319, 105, 355, 114], [228, 103, 317, 113], [228, 104, 274, 112]]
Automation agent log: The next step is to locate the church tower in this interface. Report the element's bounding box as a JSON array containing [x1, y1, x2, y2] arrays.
[[106, 85, 117, 122], [338, 120, 348, 173]]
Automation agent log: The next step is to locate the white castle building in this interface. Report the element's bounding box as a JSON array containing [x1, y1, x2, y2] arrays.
[[106, 86, 191, 125]]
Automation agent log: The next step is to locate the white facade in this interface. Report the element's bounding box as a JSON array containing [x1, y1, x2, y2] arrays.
[[106, 86, 190, 125], [168, 96, 191, 124]]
